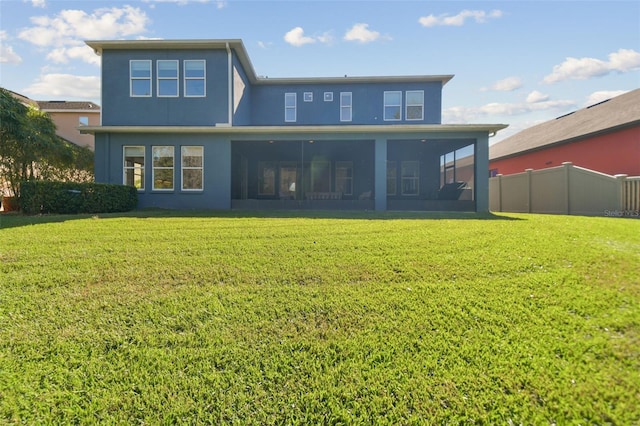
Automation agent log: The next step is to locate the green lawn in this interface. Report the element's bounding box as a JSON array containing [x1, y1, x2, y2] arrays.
[[1, 211, 638, 424]]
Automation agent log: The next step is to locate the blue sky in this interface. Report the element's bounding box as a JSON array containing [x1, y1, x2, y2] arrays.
[[1, 0, 638, 142]]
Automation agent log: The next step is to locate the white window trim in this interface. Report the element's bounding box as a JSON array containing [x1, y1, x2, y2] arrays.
[[285, 92, 297, 122], [157, 60, 179, 98], [405, 90, 424, 121], [340, 92, 352, 122], [324, 92, 333, 102], [304, 92, 313, 102], [384, 91, 402, 121], [152, 146, 175, 191], [130, 60, 152, 98], [184, 60, 206, 98], [123, 146, 145, 191], [181, 146, 204, 191]]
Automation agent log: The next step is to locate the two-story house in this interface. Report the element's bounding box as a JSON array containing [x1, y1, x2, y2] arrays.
[[37, 101, 100, 150], [82, 39, 506, 212]]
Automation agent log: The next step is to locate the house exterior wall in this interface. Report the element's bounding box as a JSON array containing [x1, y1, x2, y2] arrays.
[[490, 125, 640, 176], [250, 81, 443, 126], [46, 110, 99, 150], [101, 49, 230, 126], [94, 132, 231, 209]]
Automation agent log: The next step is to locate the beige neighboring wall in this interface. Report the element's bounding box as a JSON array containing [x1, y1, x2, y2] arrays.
[[37, 101, 101, 151]]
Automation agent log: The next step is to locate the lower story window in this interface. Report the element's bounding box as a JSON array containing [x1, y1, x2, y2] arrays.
[[401, 161, 419, 196], [123, 146, 145, 190], [335, 161, 353, 196], [153, 146, 174, 190], [258, 161, 276, 195], [181, 146, 203, 191]]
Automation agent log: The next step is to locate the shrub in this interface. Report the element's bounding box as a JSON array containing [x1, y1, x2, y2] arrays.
[[20, 181, 137, 214]]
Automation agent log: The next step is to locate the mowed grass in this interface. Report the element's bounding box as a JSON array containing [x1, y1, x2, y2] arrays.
[[0, 211, 638, 424]]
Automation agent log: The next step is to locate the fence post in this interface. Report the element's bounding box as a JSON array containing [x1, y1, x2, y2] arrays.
[[562, 162, 573, 215], [497, 174, 503, 212], [525, 168, 533, 213], [614, 174, 628, 211]]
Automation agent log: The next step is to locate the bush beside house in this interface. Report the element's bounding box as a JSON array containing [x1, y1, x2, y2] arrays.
[[20, 181, 137, 214]]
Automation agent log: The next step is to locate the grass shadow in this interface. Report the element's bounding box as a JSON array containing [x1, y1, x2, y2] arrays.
[[0, 208, 523, 229]]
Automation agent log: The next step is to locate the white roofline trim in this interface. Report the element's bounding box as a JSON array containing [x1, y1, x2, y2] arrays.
[[80, 124, 508, 135]]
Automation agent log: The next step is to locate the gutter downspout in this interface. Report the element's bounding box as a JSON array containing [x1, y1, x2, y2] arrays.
[[226, 42, 233, 126]]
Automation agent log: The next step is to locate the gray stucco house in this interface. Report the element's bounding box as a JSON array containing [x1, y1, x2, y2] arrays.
[[82, 39, 506, 212]]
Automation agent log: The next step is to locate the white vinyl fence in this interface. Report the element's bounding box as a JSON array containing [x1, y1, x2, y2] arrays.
[[490, 162, 640, 217]]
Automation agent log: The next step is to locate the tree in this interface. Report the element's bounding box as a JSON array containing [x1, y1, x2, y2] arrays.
[[0, 87, 94, 199]]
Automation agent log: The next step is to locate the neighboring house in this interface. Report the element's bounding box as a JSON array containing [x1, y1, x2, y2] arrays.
[[37, 101, 100, 150], [82, 39, 506, 212], [490, 89, 640, 177]]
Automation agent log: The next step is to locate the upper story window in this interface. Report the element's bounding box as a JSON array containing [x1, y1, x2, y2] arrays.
[[130, 60, 151, 97], [406, 90, 424, 120], [79, 116, 89, 126], [123, 146, 145, 190], [324, 92, 333, 102], [304, 92, 313, 102], [340, 92, 352, 122], [285, 93, 296, 122], [384, 91, 402, 121], [184, 60, 206, 97], [157, 60, 179, 97]]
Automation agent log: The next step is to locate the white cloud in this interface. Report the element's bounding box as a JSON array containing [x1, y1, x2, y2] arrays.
[[419, 9, 503, 27], [257, 41, 272, 49], [543, 48, 640, 83], [24, 74, 100, 100], [19, 6, 149, 47], [26, 0, 46, 8], [481, 76, 522, 92], [47, 45, 100, 65], [284, 27, 316, 47], [0, 31, 23, 64], [585, 90, 628, 106], [526, 90, 549, 103], [18, 6, 149, 65], [344, 23, 386, 43], [443, 98, 575, 123]]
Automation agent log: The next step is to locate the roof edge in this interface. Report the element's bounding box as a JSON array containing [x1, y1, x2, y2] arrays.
[[80, 123, 508, 135]]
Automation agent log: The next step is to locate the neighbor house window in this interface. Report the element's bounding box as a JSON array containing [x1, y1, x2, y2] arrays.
[[335, 161, 353, 196], [386, 161, 397, 196], [152, 146, 174, 190], [340, 92, 352, 122], [123, 146, 145, 190], [79, 116, 89, 126], [258, 161, 276, 195], [184, 60, 205, 97], [130, 60, 151, 97], [181, 146, 203, 191], [406, 90, 424, 120], [401, 161, 419, 195], [285, 93, 296, 122], [158, 60, 179, 97], [384, 91, 402, 121]]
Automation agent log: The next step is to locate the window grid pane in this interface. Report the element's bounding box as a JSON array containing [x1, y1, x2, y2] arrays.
[[181, 146, 203, 191], [384, 91, 402, 121], [184, 60, 206, 97], [340, 92, 352, 122], [130, 60, 151, 97], [285, 93, 296, 122], [124, 146, 145, 190], [406, 90, 424, 121], [401, 161, 419, 195], [158, 60, 178, 97], [153, 146, 174, 190]]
